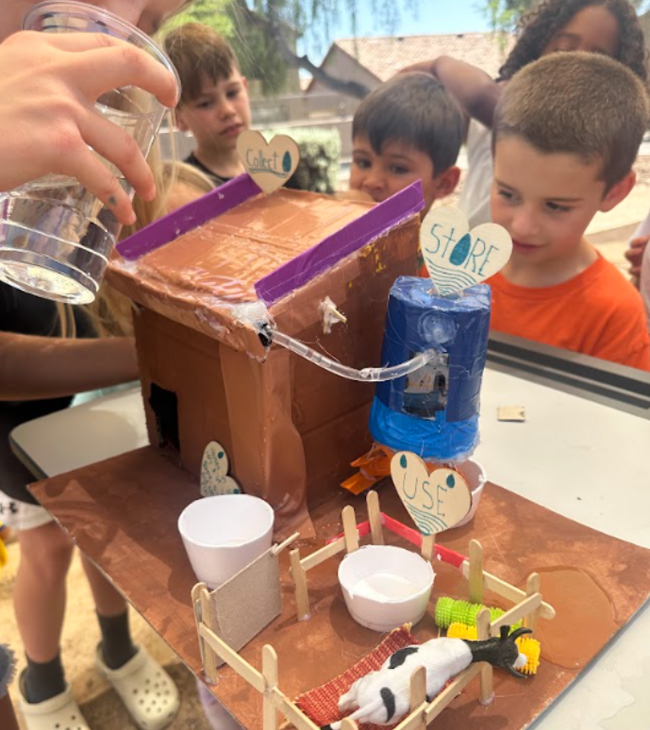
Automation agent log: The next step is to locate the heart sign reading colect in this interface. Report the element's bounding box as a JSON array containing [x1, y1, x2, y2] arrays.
[[421, 207, 512, 296], [390, 451, 471, 535], [237, 130, 300, 194]]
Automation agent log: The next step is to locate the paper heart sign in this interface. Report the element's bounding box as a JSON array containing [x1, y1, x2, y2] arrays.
[[200, 441, 241, 497], [390, 451, 471, 535], [421, 207, 512, 296], [236, 130, 300, 194]]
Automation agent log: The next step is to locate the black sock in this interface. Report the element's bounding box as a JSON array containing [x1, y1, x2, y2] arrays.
[[97, 610, 137, 670], [23, 654, 66, 703]]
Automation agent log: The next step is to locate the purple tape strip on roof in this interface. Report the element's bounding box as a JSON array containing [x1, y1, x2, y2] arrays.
[[116, 174, 261, 261], [254, 181, 425, 305]]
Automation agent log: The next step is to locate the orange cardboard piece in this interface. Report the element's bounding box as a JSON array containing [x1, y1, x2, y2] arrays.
[[28, 451, 650, 730], [110, 189, 420, 535]]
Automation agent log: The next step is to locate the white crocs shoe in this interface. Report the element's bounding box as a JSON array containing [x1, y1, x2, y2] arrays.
[[19, 684, 90, 730], [96, 646, 180, 730]]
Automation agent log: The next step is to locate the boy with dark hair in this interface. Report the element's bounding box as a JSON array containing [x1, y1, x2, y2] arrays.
[[489, 51, 650, 370], [349, 73, 463, 216], [164, 23, 251, 186]]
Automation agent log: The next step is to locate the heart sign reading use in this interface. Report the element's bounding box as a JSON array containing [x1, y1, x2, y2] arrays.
[[421, 207, 512, 296], [200, 441, 241, 497], [390, 451, 471, 535], [236, 130, 300, 194]]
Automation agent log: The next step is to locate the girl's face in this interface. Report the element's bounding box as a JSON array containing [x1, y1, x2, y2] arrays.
[[2, 0, 187, 41], [542, 5, 620, 58]]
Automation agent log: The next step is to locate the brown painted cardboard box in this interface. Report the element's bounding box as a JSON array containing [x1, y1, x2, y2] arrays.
[[109, 177, 424, 534]]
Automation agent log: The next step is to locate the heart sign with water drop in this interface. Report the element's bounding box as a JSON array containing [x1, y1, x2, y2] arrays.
[[421, 207, 512, 296], [200, 441, 241, 497], [390, 451, 471, 535], [237, 130, 300, 194]]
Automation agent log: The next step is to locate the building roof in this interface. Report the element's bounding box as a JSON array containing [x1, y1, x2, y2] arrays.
[[315, 32, 514, 88]]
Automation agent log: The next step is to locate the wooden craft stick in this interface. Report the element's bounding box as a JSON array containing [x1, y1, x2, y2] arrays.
[[476, 608, 494, 705], [423, 665, 482, 725], [468, 540, 484, 604], [524, 572, 541, 633], [197, 585, 218, 684], [342, 505, 360, 553], [461, 562, 556, 619], [391, 707, 432, 730], [476, 607, 490, 641], [191, 583, 207, 672], [421, 533, 435, 561], [300, 537, 346, 571], [272, 532, 300, 556], [271, 688, 322, 730], [490, 593, 542, 634], [367, 490, 384, 545], [340, 720, 359, 730], [263, 645, 279, 730], [290, 549, 311, 620], [409, 666, 427, 730], [199, 623, 265, 693]]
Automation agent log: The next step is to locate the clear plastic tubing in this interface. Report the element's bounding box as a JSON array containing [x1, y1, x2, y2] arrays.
[[269, 328, 438, 382]]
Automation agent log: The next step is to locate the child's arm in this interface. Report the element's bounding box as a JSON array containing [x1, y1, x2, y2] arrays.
[[399, 56, 502, 129], [0, 333, 139, 400], [0, 30, 178, 224], [625, 235, 648, 285]]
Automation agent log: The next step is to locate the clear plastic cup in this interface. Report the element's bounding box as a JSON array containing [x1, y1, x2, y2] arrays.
[[0, 1, 180, 304]]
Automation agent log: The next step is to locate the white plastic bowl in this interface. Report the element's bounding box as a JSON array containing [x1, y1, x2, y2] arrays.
[[178, 494, 274, 589], [338, 545, 434, 632], [451, 458, 487, 529]]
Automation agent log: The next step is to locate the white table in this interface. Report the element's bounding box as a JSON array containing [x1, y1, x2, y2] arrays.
[[10, 386, 148, 479], [10, 369, 650, 730]]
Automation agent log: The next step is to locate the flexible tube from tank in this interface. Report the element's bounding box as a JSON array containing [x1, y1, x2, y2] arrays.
[[267, 327, 438, 382]]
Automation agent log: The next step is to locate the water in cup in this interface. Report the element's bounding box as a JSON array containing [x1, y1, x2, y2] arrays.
[[0, 1, 180, 304]]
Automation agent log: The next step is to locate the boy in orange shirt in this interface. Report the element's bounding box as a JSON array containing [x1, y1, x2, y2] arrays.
[[488, 52, 650, 371]]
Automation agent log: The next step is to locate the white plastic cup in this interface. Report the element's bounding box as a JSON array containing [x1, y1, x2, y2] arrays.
[[0, 1, 180, 304], [450, 458, 487, 529], [338, 545, 434, 632], [178, 495, 274, 590]]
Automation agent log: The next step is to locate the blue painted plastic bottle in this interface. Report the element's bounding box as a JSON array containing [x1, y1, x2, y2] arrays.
[[369, 277, 491, 463]]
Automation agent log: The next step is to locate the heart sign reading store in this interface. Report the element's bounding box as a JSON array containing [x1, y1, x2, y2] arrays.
[[421, 207, 512, 296], [237, 130, 300, 194]]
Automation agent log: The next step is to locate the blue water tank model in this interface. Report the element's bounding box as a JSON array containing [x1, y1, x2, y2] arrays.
[[369, 276, 491, 463]]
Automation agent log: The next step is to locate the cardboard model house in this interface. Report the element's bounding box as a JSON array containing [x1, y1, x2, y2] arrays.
[[109, 176, 423, 534]]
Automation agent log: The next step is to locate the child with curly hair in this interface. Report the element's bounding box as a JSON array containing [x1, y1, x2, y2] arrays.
[[403, 0, 649, 226]]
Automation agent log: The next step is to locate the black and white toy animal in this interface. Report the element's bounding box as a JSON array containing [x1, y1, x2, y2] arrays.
[[323, 626, 531, 729]]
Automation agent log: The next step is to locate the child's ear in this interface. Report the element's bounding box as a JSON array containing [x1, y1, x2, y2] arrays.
[[599, 171, 635, 213], [174, 108, 190, 133], [241, 76, 249, 90], [432, 166, 461, 199]]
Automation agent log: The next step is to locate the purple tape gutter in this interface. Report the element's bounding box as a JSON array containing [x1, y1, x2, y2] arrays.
[[254, 180, 425, 305], [116, 174, 261, 261]]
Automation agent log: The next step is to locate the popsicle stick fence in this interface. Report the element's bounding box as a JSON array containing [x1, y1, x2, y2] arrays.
[[191, 490, 556, 730]]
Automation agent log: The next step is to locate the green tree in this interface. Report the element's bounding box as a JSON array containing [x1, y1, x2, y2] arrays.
[[164, 0, 422, 98], [163, 0, 234, 35]]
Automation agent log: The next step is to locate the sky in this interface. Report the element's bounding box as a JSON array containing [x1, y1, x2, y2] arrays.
[[300, 0, 492, 63]]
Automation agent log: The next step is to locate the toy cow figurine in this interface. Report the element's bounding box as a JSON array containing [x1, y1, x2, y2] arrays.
[[324, 626, 531, 729]]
